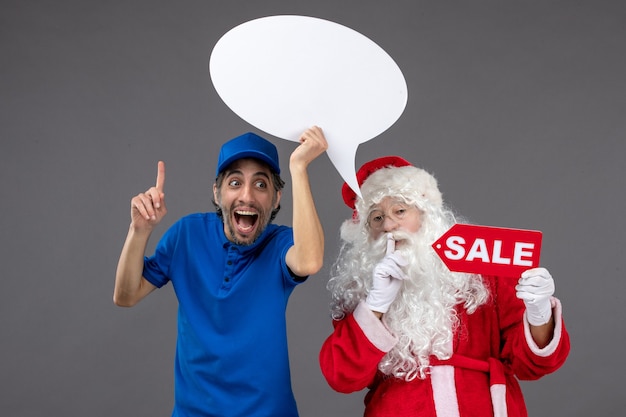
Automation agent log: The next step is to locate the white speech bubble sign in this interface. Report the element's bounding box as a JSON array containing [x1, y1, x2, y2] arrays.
[[209, 15, 408, 196]]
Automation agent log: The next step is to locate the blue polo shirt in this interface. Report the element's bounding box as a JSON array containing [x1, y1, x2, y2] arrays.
[[143, 213, 305, 417]]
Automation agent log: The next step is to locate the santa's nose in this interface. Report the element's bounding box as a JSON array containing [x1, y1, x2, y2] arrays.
[[383, 217, 400, 232]]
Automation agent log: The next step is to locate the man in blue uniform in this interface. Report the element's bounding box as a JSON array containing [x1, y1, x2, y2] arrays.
[[114, 126, 327, 416]]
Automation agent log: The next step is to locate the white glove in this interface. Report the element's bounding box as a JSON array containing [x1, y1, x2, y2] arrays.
[[516, 267, 555, 326], [365, 234, 408, 314]]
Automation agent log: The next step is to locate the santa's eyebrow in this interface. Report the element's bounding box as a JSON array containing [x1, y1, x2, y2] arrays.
[[369, 199, 409, 211]]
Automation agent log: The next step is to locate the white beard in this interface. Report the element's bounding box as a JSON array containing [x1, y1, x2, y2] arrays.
[[329, 208, 490, 381]]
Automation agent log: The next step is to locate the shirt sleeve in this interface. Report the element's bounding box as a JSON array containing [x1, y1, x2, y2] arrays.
[[319, 302, 398, 393], [142, 221, 180, 288], [275, 226, 308, 285], [496, 276, 571, 380]]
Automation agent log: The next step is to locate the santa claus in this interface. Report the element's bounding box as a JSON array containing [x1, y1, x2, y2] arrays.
[[319, 156, 570, 417]]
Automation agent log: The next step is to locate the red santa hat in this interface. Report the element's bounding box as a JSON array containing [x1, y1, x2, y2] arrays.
[[341, 156, 443, 221]]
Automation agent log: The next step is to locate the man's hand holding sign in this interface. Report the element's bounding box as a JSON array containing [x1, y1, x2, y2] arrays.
[[433, 223, 557, 345]]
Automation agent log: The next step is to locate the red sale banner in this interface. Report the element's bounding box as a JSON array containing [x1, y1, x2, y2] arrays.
[[432, 224, 543, 277]]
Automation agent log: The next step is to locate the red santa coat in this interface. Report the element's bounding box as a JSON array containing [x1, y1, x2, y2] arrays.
[[319, 276, 570, 417]]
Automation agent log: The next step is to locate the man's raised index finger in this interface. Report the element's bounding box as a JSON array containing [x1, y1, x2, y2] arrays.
[[156, 160, 166, 191]]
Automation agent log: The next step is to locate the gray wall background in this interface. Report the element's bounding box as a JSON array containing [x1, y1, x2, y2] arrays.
[[2, 0, 624, 415]]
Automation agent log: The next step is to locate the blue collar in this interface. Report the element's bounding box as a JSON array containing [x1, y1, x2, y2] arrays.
[[217, 220, 277, 255]]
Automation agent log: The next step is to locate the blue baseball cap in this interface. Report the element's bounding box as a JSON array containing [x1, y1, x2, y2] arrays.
[[216, 132, 280, 176]]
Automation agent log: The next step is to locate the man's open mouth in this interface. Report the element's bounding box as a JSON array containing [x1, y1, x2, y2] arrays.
[[234, 210, 259, 233]]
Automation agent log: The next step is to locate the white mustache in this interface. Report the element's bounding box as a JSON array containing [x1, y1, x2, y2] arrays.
[[372, 230, 418, 256]]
